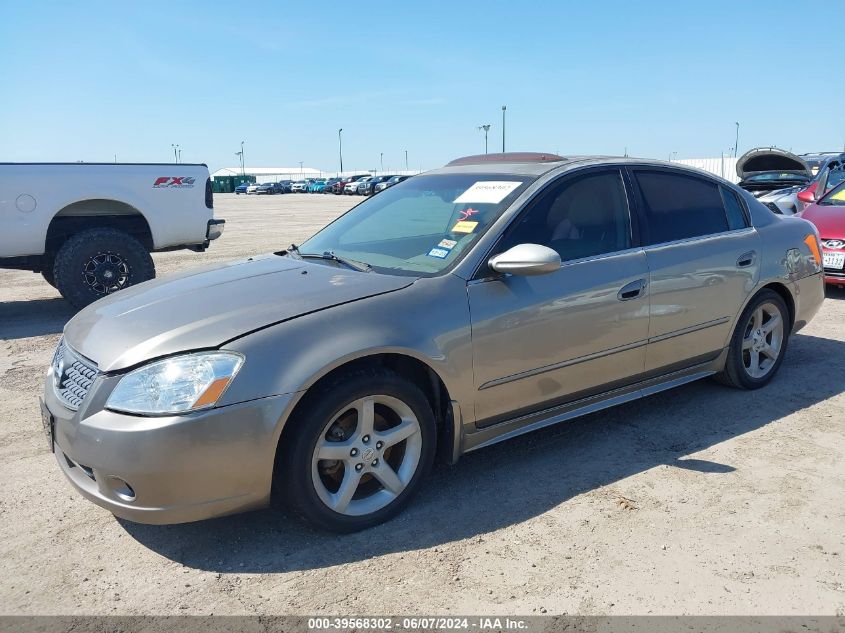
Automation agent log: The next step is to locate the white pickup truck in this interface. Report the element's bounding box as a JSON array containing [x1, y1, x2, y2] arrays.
[[0, 162, 224, 308]]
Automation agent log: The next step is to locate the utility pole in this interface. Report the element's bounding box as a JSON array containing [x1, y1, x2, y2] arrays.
[[405, 150, 408, 171], [240, 141, 245, 175], [380, 152, 384, 172], [734, 122, 740, 158], [338, 128, 343, 173], [501, 105, 507, 152], [172, 144, 180, 163], [478, 124, 492, 154]]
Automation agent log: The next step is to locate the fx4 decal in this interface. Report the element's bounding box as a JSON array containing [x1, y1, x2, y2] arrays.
[[153, 176, 196, 188]]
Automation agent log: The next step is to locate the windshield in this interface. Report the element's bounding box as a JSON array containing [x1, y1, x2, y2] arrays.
[[819, 181, 845, 206], [299, 173, 532, 275], [744, 172, 808, 183], [823, 169, 845, 194]]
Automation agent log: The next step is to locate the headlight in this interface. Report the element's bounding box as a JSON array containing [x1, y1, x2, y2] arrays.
[[106, 352, 244, 415]]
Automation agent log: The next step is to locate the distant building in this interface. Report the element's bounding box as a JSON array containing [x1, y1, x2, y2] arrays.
[[211, 167, 324, 183], [672, 157, 740, 183]]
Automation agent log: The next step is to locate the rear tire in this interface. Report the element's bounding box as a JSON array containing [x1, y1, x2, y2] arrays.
[[715, 290, 790, 389], [53, 228, 155, 309], [275, 368, 436, 533], [41, 256, 56, 288]]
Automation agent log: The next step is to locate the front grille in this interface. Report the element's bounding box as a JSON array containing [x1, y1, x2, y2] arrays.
[[52, 340, 99, 411]]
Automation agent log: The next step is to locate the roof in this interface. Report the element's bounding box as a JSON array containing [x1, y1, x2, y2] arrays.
[[446, 152, 567, 166]]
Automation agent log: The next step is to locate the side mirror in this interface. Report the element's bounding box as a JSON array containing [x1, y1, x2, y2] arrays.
[[797, 188, 815, 204], [488, 243, 561, 276]]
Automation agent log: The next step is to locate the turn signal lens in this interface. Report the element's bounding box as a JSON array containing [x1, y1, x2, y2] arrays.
[[804, 234, 822, 266]]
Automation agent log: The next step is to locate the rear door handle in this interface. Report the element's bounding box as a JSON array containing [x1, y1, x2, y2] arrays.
[[618, 278, 647, 301], [737, 251, 756, 268]]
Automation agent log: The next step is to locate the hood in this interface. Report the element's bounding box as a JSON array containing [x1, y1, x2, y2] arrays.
[[64, 254, 416, 372], [736, 147, 810, 179], [800, 205, 845, 239]]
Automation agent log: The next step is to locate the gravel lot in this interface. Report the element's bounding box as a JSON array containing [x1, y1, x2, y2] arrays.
[[1, 193, 843, 616]]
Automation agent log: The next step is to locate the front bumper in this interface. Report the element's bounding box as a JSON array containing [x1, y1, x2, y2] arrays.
[[43, 374, 296, 525]]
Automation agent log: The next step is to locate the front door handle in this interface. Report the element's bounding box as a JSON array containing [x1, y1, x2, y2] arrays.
[[737, 251, 756, 268], [618, 278, 647, 301]]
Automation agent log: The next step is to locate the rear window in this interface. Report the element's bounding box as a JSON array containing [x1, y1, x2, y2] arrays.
[[634, 171, 730, 244], [720, 187, 748, 230]]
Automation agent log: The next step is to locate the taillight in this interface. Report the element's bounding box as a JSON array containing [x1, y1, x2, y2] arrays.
[[804, 234, 822, 266], [205, 178, 213, 209]]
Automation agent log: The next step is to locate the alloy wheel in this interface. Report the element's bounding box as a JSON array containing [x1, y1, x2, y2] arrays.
[[741, 301, 784, 379], [82, 252, 130, 295], [311, 395, 422, 516]]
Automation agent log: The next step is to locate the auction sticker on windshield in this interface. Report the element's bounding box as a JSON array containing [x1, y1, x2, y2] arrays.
[[454, 181, 522, 204], [451, 221, 478, 233]]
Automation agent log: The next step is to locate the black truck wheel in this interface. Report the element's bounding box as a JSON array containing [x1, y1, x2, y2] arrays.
[[53, 228, 155, 309]]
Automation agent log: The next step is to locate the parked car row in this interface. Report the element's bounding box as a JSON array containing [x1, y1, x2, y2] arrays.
[[234, 175, 413, 197]]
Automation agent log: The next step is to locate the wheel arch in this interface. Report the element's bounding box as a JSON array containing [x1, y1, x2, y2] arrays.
[[45, 198, 155, 253], [272, 352, 457, 482], [758, 281, 796, 331]]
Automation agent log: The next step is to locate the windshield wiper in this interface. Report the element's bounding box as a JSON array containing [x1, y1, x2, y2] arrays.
[[298, 250, 372, 273]]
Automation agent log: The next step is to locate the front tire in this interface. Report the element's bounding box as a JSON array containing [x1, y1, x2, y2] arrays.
[[716, 290, 790, 389], [53, 228, 155, 309], [276, 368, 436, 533]]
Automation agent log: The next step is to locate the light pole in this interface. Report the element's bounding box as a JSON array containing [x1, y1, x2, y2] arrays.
[[299, 161, 303, 176], [405, 150, 408, 171], [240, 141, 245, 175], [670, 151, 678, 162], [380, 152, 384, 173], [172, 144, 180, 163], [501, 105, 507, 152], [478, 124, 492, 154], [734, 122, 740, 157], [235, 151, 243, 175], [338, 128, 343, 174]]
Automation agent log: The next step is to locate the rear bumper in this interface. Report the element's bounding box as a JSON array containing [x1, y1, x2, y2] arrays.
[[791, 271, 825, 332], [206, 219, 225, 241]]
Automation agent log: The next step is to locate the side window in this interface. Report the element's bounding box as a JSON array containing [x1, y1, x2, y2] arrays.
[[634, 171, 729, 244], [720, 186, 748, 230], [499, 171, 631, 262]]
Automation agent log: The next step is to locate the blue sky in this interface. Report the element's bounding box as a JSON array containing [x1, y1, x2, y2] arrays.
[[1, 1, 842, 173]]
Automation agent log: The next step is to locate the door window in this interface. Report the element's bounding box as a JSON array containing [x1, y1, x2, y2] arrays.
[[634, 171, 731, 244], [498, 170, 632, 262]]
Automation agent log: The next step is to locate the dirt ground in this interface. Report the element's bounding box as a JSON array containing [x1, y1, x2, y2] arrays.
[[1, 193, 843, 616]]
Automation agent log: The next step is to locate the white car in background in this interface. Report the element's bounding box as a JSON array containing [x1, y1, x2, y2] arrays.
[[246, 182, 261, 194]]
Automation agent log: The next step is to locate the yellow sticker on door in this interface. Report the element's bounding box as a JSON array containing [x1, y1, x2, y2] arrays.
[[451, 220, 478, 233]]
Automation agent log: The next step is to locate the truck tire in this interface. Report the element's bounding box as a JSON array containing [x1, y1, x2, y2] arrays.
[[53, 228, 155, 309], [41, 256, 56, 288]]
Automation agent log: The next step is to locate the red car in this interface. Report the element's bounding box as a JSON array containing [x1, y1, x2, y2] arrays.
[[796, 153, 845, 212], [798, 180, 845, 287]]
